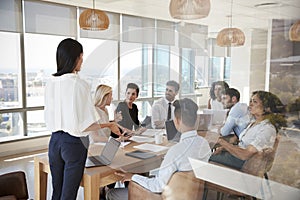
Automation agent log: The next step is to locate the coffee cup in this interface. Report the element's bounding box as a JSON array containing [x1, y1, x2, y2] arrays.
[[155, 132, 163, 144]]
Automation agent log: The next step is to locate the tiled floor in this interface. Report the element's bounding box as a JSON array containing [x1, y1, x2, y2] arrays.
[[1, 133, 300, 200]]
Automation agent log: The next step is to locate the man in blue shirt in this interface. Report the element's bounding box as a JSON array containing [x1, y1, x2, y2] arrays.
[[220, 88, 250, 137]]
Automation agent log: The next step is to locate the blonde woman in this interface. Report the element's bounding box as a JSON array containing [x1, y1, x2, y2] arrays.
[[90, 84, 123, 143]]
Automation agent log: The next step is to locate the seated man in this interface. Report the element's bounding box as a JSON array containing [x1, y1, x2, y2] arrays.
[[151, 80, 180, 129], [220, 88, 250, 138], [106, 98, 211, 200]]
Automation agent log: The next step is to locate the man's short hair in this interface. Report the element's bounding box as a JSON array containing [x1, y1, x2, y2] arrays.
[[173, 98, 198, 127], [166, 80, 180, 92], [223, 88, 240, 101]]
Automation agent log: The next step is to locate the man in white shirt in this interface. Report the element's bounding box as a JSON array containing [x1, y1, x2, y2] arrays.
[[106, 98, 211, 200], [151, 80, 180, 129], [220, 88, 250, 137]]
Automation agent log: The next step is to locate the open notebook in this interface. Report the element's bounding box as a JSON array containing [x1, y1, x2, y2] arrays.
[[85, 137, 120, 168]]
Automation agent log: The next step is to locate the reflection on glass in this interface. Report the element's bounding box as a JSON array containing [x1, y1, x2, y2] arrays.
[[79, 38, 118, 99], [120, 42, 143, 96]]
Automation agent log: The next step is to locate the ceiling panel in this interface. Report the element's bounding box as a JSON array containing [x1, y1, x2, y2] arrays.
[[46, 0, 300, 34]]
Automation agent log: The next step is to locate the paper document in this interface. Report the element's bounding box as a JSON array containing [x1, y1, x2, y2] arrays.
[[130, 136, 155, 143], [141, 129, 165, 137], [120, 141, 131, 148], [93, 142, 106, 146], [133, 143, 169, 152]]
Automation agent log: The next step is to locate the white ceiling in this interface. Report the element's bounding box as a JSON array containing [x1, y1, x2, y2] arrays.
[[93, 0, 300, 33], [50, 0, 300, 34]]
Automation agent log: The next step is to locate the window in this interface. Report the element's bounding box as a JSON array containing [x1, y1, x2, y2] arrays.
[[0, 32, 22, 109], [181, 48, 195, 94], [208, 57, 231, 85], [24, 33, 66, 107], [0, 112, 24, 141], [154, 45, 170, 97]]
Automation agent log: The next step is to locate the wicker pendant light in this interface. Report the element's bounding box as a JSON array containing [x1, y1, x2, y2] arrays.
[[289, 20, 300, 42], [169, 0, 211, 20], [216, 0, 245, 47], [217, 27, 245, 47], [79, 0, 109, 31]]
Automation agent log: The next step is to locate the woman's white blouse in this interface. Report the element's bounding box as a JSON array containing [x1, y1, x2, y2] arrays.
[[44, 73, 99, 137], [89, 107, 111, 143], [238, 119, 276, 151]]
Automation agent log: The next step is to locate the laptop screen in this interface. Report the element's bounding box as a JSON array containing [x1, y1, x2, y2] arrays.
[[101, 137, 121, 161], [165, 120, 180, 142]]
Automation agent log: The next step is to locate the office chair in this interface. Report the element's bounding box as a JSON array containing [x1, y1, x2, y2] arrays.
[[0, 171, 29, 200], [203, 136, 280, 200], [128, 171, 204, 200]]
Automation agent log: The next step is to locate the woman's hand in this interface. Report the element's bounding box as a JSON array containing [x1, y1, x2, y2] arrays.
[[134, 127, 147, 135], [109, 122, 121, 136], [213, 146, 224, 155], [114, 111, 123, 122]]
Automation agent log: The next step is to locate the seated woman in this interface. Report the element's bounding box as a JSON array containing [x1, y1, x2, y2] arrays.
[[89, 84, 124, 143], [210, 91, 286, 170], [208, 81, 229, 110], [116, 83, 145, 135]]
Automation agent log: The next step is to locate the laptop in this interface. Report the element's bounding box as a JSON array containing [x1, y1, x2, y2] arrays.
[[85, 137, 121, 168], [195, 113, 213, 131], [165, 120, 181, 143], [203, 109, 228, 125]]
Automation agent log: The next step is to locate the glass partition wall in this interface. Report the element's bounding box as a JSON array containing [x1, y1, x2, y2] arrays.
[[0, 0, 299, 144]]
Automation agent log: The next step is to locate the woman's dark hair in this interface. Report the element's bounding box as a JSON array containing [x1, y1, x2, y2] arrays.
[[53, 38, 83, 76], [252, 90, 287, 131], [126, 83, 140, 96], [173, 98, 198, 127], [209, 81, 229, 100]]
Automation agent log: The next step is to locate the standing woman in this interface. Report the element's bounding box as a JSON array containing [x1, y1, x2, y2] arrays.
[[44, 38, 120, 200], [208, 81, 229, 110]]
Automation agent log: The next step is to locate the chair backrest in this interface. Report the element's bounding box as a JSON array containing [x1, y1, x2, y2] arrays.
[[141, 116, 152, 128], [128, 171, 204, 200], [162, 171, 204, 200], [0, 171, 28, 200], [241, 135, 280, 177]]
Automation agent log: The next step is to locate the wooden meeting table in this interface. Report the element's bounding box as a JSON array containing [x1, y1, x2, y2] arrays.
[[34, 139, 170, 200]]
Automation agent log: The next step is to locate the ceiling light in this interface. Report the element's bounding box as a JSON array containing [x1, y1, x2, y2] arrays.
[[254, 2, 282, 8], [169, 0, 211, 20], [217, 28, 245, 47], [79, 0, 109, 31], [216, 0, 245, 47], [289, 20, 300, 42]]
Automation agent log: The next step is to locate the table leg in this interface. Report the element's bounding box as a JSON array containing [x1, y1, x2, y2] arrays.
[[83, 174, 100, 200], [34, 158, 48, 200]]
